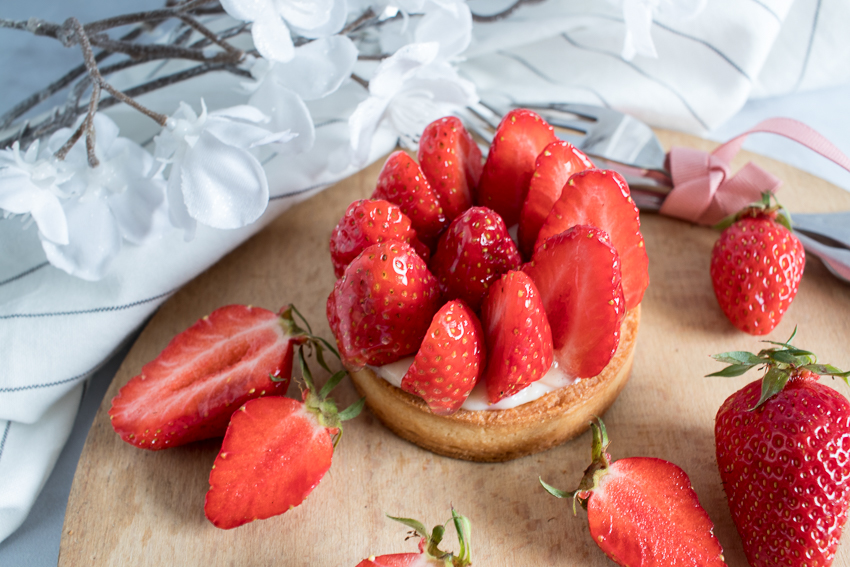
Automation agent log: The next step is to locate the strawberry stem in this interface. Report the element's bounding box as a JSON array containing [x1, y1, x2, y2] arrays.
[[386, 509, 473, 567], [712, 191, 792, 232]]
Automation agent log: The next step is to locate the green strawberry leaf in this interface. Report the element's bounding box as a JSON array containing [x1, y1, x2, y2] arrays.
[[387, 515, 429, 539], [711, 351, 763, 365], [452, 509, 472, 567], [707, 364, 756, 378], [752, 366, 790, 410], [771, 349, 815, 365], [337, 397, 365, 421], [319, 370, 347, 400]]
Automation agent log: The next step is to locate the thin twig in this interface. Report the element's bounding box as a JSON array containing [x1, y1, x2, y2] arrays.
[[471, 0, 545, 22], [357, 54, 390, 61], [351, 73, 369, 90], [340, 8, 376, 36], [82, 0, 216, 35], [176, 13, 241, 56], [88, 35, 240, 64]]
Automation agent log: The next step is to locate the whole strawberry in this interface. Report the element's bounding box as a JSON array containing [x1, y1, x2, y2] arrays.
[[356, 509, 472, 567], [710, 194, 805, 335], [711, 331, 850, 566], [542, 419, 727, 566]]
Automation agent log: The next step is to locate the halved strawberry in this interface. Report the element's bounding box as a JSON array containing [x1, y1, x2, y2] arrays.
[[327, 241, 442, 369], [535, 169, 648, 310], [330, 199, 430, 278], [109, 305, 305, 450], [401, 300, 486, 415], [418, 116, 483, 221], [542, 419, 727, 567], [475, 109, 556, 227], [204, 396, 333, 529], [357, 510, 472, 567], [373, 150, 448, 241], [523, 226, 625, 379], [480, 270, 553, 403], [429, 207, 522, 311], [517, 141, 594, 258]]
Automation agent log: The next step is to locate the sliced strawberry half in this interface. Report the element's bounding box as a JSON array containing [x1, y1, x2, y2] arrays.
[[204, 396, 333, 529], [523, 226, 625, 379], [358, 510, 472, 567], [330, 199, 430, 278], [327, 241, 442, 369], [481, 270, 553, 403], [401, 300, 486, 415], [517, 140, 594, 258], [475, 109, 556, 227], [109, 305, 304, 450], [373, 150, 448, 241], [418, 116, 483, 221], [535, 169, 649, 310], [429, 206, 522, 311]]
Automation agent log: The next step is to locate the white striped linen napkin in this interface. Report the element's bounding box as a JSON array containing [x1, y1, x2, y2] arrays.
[[1, 0, 847, 543]]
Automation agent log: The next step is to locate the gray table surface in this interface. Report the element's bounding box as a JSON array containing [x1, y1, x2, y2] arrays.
[[1, 1, 849, 565]]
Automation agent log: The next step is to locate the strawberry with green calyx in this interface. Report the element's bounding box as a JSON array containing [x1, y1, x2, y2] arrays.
[[357, 509, 472, 567], [541, 419, 727, 567], [711, 329, 850, 567], [110, 304, 331, 450], [205, 338, 364, 530], [710, 192, 805, 335]]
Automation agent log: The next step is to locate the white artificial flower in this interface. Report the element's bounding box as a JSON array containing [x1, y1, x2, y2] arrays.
[[38, 114, 170, 280], [219, 0, 346, 62], [154, 101, 297, 238], [0, 140, 71, 246], [620, 0, 707, 60], [247, 35, 359, 155], [348, 41, 477, 167], [377, 0, 472, 61]]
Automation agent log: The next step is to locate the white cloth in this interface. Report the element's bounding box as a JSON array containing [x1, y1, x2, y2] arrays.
[[1, 0, 848, 543]]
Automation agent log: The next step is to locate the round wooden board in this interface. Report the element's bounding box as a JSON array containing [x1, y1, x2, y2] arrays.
[[60, 131, 850, 566]]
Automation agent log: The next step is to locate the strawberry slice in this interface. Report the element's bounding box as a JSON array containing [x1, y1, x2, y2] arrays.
[[204, 396, 333, 529], [330, 199, 430, 278], [523, 226, 625, 379], [542, 420, 727, 567], [418, 116, 483, 221], [535, 169, 649, 310], [475, 109, 556, 227], [517, 141, 594, 258], [327, 240, 442, 369], [109, 305, 304, 450], [429, 207, 522, 311], [358, 510, 473, 567], [373, 150, 448, 241], [480, 271, 553, 403], [401, 300, 486, 415]]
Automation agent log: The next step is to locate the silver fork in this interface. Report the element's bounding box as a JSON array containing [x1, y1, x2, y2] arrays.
[[460, 101, 850, 284]]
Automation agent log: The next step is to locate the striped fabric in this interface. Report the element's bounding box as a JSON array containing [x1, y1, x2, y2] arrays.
[[1, 0, 848, 543]]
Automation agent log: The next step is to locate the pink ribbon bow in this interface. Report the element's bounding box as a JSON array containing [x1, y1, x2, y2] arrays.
[[659, 117, 850, 226]]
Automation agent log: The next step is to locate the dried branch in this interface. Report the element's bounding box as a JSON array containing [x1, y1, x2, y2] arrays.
[[471, 0, 545, 23]]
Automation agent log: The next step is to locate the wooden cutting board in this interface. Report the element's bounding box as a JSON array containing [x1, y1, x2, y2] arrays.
[[59, 131, 850, 566]]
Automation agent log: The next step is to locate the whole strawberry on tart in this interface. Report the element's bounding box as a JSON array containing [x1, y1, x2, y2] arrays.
[[327, 110, 648, 462], [710, 330, 850, 567]]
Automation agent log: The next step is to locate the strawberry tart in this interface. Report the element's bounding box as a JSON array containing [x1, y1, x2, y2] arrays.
[[327, 112, 648, 462]]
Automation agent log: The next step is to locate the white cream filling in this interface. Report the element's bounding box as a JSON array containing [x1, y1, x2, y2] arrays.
[[369, 357, 579, 411]]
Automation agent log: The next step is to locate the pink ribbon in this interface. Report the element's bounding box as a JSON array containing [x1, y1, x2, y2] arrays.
[[660, 117, 850, 226]]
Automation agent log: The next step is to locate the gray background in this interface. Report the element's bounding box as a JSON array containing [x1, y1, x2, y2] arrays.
[[0, 1, 848, 565]]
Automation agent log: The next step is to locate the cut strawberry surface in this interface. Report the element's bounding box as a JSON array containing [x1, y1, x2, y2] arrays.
[[358, 510, 472, 567], [401, 300, 486, 415], [204, 396, 333, 529], [535, 169, 648, 310], [524, 226, 625, 379], [327, 240, 442, 369], [542, 420, 726, 567], [429, 207, 522, 311], [475, 109, 556, 227], [480, 270, 553, 403], [373, 150, 448, 241], [418, 116, 483, 221], [357, 554, 434, 567], [518, 140, 594, 258], [330, 199, 429, 278], [109, 305, 302, 450]]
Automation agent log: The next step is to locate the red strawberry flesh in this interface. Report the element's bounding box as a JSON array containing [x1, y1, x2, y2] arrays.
[[475, 109, 557, 227], [357, 555, 435, 566], [536, 168, 648, 310], [588, 457, 727, 567], [373, 150, 448, 241], [401, 300, 486, 415], [524, 226, 625, 378], [518, 140, 594, 258], [204, 396, 333, 529], [109, 305, 297, 450], [418, 116, 483, 221]]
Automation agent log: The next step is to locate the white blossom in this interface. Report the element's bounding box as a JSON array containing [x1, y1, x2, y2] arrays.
[[219, 0, 346, 63], [154, 101, 297, 238], [620, 0, 707, 60], [376, 0, 472, 61], [348, 41, 477, 167]]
